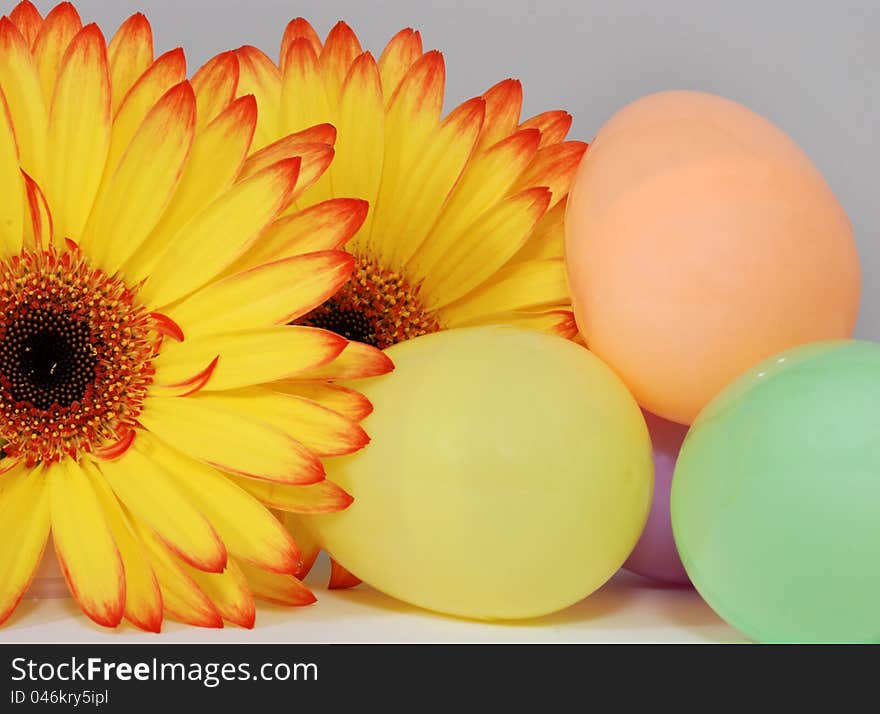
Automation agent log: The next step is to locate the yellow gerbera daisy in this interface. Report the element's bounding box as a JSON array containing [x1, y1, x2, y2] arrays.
[[0, 2, 390, 631], [205, 20, 586, 587]]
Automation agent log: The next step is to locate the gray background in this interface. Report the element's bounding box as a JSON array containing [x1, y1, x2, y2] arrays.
[[27, 0, 880, 337]]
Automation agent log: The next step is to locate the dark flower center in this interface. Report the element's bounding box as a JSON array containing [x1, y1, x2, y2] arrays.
[[298, 254, 441, 350], [0, 309, 98, 411]]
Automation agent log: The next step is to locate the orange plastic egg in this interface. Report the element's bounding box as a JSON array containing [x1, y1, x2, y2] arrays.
[[565, 91, 861, 424]]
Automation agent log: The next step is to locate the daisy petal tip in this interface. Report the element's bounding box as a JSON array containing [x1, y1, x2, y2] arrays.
[[150, 312, 185, 342]]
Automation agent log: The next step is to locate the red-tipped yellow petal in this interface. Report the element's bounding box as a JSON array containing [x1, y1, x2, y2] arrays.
[[48, 459, 125, 628], [234, 477, 353, 515], [280, 17, 322, 66], [520, 110, 573, 147], [232, 197, 366, 271], [0, 92, 25, 256], [280, 38, 332, 136], [511, 198, 566, 264], [142, 433, 300, 574], [374, 96, 485, 268], [183, 558, 255, 628], [83, 460, 163, 633], [9, 1, 42, 47], [107, 48, 187, 175], [0, 17, 47, 177], [294, 340, 395, 380], [272, 382, 374, 422], [499, 309, 580, 339], [107, 13, 153, 113], [140, 158, 300, 308], [140, 395, 326, 485], [22, 170, 52, 250], [408, 128, 541, 282], [191, 50, 239, 129], [440, 258, 570, 326], [189, 387, 369, 457], [369, 50, 445, 266], [512, 140, 588, 208], [153, 326, 347, 391], [99, 443, 228, 574], [238, 560, 316, 606], [0, 463, 50, 626], [282, 515, 321, 579], [377, 27, 423, 103], [85, 81, 196, 273], [169, 251, 354, 338], [319, 21, 362, 104], [477, 78, 523, 151], [240, 139, 334, 209], [32, 1, 81, 104], [133, 520, 223, 629], [238, 124, 335, 179], [330, 52, 384, 240], [422, 186, 552, 308], [234, 45, 281, 150], [126, 94, 257, 282], [329, 559, 361, 590], [45, 23, 110, 243]]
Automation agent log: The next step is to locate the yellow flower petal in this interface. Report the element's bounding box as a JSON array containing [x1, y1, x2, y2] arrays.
[[125, 94, 257, 282], [48, 458, 125, 628], [99, 441, 228, 573], [191, 50, 239, 130], [237, 560, 316, 606], [511, 140, 588, 209], [189, 387, 369, 457], [22, 171, 53, 250], [368, 95, 484, 268], [477, 78, 522, 151], [270, 381, 374, 422], [168, 251, 354, 338], [282, 515, 321, 579], [292, 339, 394, 381], [234, 477, 353, 514], [368, 51, 444, 266], [0, 18, 47, 178], [105, 47, 187, 179], [511, 199, 566, 264], [439, 258, 570, 326], [329, 51, 383, 239], [84, 81, 196, 274], [141, 433, 300, 574], [319, 22, 362, 105], [132, 520, 223, 629], [231, 197, 367, 272], [519, 109, 573, 147], [45, 24, 110, 243], [8, 1, 42, 47], [376, 27, 423, 103], [0, 89, 25, 256], [82, 459, 163, 633], [139, 159, 299, 309], [406, 127, 540, 282], [0, 462, 50, 626], [140, 395, 326, 485], [421, 187, 551, 309], [107, 13, 153, 114], [32, 1, 81, 105], [153, 326, 347, 391], [234, 45, 282, 150], [281, 18, 322, 66], [182, 557, 255, 629]]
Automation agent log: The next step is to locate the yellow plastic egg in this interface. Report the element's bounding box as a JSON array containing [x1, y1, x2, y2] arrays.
[[303, 327, 653, 620]]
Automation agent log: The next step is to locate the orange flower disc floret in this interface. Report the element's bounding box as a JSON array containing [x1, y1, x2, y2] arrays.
[[0, 248, 157, 466]]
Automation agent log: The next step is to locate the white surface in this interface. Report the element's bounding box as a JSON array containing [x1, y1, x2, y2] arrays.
[[3, 559, 745, 644]]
